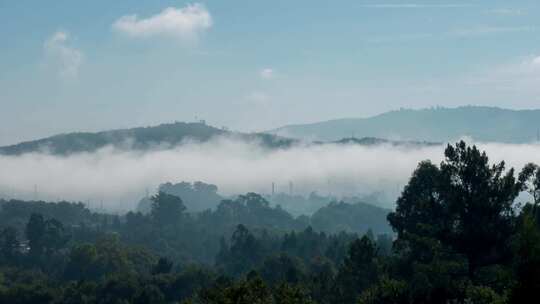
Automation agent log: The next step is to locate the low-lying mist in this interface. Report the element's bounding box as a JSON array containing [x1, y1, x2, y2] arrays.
[[1, 137, 539, 211]]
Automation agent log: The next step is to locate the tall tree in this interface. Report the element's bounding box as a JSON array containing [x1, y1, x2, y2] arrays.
[[25, 213, 46, 258], [0, 227, 19, 263], [389, 141, 521, 278], [333, 236, 378, 304], [25, 213, 69, 260], [150, 191, 186, 227]]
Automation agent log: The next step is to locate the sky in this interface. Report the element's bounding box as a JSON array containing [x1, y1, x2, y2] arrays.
[[1, 0, 540, 145]]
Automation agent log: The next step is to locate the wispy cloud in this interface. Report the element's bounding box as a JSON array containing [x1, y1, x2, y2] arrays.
[[451, 26, 535, 37], [43, 31, 83, 80], [367, 33, 434, 44], [465, 55, 540, 94], [112, 4, 212, 41], [487, 8, 526, 16], [365, 25, 534, 44], [361, 3, 474, 9]]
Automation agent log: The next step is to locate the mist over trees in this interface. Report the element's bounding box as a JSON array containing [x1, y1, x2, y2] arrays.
[[1, 141, 540, 303], [0, 122, 297, 156], [138, 181, 223, 213]]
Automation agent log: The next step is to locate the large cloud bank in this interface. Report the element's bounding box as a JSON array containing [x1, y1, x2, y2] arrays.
[[1, 137, 539, 211]]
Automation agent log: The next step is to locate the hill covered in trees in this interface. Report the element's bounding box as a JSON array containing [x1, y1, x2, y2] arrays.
[[4, 106, 539, 156], [0, 122, 297, 155], [137, 181, 225, 213], [0, 120, 440, 156], [271, 106, 540, 143]]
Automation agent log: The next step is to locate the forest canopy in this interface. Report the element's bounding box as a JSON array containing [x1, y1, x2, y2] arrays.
[[1, 141, 540, 303]]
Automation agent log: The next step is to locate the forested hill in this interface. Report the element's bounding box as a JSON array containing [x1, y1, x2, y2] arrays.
[[0, 122, 297, 155], [271, 106, 540, 143], [0, 121, 440, 156]]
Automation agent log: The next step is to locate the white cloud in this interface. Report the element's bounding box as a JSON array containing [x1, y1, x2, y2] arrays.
[[361, 3, 473, 9], [43, 31, 83, 80], [112, 4, 212, 41], [533, 56, 540, 66], [260, 68, 274, 79]]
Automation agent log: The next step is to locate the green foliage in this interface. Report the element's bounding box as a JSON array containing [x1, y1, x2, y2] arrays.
[[216, 224, 264, 276], [64, 243, 98, 280], [154, 181, 222, 213], [464, 284, 506, 304], [358, 278, 408, 304], [259, 254, 306, 286], [0, 227, 19, 263], [274, 283, 315, 304], [25, 213, 70, 261], [152, 257, 173, 275], [389, 141, 520, 279], [333, 236, 379, 304], [311, 201, 392, 235], [1, 141, 540, 304], [199, 275, 273, 304], [510, 210, 540, 303], [0, 282, 55, 304], [151, 191, 186, 227]]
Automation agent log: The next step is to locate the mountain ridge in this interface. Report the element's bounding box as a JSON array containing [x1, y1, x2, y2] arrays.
[[270, 106, 540, 143], [0, 122, 296, 155], [3, 105, 534, 155]]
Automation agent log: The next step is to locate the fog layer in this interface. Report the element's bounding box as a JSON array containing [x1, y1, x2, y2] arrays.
[[1, 137, 539, 211]]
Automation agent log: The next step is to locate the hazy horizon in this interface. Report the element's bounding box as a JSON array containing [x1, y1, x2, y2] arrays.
[[2, 136, 539, 211], [2, 105, 540, 147], [2, 1, 540, 145]]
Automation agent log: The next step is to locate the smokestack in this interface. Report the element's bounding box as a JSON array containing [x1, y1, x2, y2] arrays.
[[272, 182, 275, 196]]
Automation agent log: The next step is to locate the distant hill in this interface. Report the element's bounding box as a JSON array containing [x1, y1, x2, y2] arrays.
[[310, 200, 392, 234], [0, 122, 296, 155], [0, 120, 441, 156], [137, 181, 224, 213], [271, 106, 540, 143]]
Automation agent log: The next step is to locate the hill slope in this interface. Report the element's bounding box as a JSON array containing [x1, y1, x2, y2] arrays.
[[271, 106, 540, 143], [0, 122, 296, 155]]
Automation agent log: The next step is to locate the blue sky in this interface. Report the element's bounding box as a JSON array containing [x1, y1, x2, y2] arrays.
[[1, 0, 540, 145]]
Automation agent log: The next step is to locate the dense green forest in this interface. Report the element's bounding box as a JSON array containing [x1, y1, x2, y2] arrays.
[[1, 141, 540, 303], [137, 181, 392, 224]]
